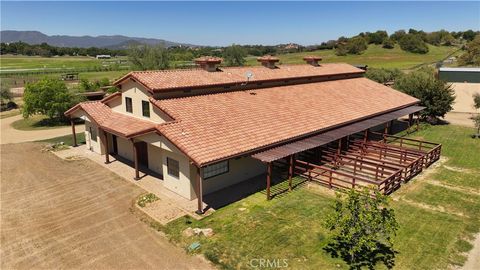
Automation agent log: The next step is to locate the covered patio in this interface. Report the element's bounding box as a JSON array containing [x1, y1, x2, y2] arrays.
[[252, 106, 442, 199]]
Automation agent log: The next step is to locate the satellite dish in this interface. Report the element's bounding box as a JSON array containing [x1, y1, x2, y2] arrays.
[[245, 71, 254, 80]]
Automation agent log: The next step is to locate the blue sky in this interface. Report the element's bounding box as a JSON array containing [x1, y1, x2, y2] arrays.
[[1, 1, 479, 46]]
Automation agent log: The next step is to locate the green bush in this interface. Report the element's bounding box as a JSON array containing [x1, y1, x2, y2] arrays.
[[365, 68, 403, 84], [382, 38, 395, 49], [137, 193, 159, 207]]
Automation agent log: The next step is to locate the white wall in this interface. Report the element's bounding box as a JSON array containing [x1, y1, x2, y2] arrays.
[[162, 150, 197, 200], [147, 144, 163, 175], [197, 156, 266, 195], [110, 80, 171, 123], [85, 121, 103, 154]]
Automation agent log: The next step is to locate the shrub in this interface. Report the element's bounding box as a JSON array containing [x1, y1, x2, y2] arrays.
[[137, 193, 159, 207], [382, 38, 395, 49], [399, 34, 429, 54], [394, 68, 455, 121]]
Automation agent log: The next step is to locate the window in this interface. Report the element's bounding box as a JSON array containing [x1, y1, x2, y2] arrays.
[[125, 97, 133, 113], [142, 100, 150, 117], [167, 157, 180, 178], [203, 160, 229, 179], [89, 126, 97, 142]]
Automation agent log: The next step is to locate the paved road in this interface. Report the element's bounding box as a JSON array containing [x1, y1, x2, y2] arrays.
[[0, 114, 84, 144], [0, 143, 213, 270]]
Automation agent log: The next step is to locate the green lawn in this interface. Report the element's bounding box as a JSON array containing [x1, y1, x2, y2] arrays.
[[39, 132, 86, 146], [11, 115, 71, 130], [0, 55, 128, 70], [164, 124, 479, 270], [245, 44, 459, 70]]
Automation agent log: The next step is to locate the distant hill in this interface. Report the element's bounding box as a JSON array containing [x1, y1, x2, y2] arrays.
[[0, 30, 197, 48]]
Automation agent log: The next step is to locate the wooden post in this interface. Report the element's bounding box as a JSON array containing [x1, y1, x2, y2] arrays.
[[388, 120, 394, 134], [408, 113, 413, 133], [288, 155, 294, 191], [363, 129, 368, 144], [103, 130, 110, 164], [266, 162, 272, 200], [416, 113, 420, 131], [70, 119, 77, 147], [132, 140, 140, 180], [195, 166, 204, 215]]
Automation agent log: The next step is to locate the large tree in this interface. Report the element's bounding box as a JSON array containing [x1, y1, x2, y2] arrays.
[[394, 68, 455, 122], [128, 44, 170, 70], [398, 34, 429, 54], [23, 78, 79, 121], [324, 187, 399, 268], [223, 44, 247, 66]]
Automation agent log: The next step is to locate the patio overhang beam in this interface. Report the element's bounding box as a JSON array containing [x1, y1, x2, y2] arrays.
[[252, 105, 425, 163]]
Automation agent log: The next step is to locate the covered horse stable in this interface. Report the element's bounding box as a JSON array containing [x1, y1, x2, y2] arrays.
[[65, 58, 444, 215], [252, 105, 442, 199]]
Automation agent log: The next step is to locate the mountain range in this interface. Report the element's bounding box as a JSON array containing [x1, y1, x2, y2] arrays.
[[0, 30, 198, 48]]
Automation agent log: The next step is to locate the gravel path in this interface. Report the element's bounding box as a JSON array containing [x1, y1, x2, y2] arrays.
[[0, 143, 214, 270], [0, 115, 84, 144]]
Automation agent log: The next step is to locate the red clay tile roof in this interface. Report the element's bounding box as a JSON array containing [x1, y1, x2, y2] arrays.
[[152, 77, 419, 166], [114, 63, 364, 92], [65, 101, 156, 138]]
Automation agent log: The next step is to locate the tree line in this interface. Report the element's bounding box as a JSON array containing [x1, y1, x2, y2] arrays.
[[0, 41, 127, 57], [3, 29, 477, 59], [334, 29, 479, 55]]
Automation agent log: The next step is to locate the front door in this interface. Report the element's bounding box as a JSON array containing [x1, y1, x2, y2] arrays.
[[136, 141, 149, 167]]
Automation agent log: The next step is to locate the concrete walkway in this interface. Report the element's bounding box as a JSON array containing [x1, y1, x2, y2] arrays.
[[54, 145, 207, 223], [0, 114, 84, 144]]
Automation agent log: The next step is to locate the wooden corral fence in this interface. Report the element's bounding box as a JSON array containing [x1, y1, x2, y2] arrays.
[[370, 132, 442, 167], [289, 132, 441, 195], [294, 159, 402, 195]]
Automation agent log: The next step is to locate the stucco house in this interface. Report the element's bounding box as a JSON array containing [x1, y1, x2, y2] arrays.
[[65, 56, 440, 214]]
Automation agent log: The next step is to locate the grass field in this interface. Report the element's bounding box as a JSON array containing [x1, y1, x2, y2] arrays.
[[245, 44, 460, 69], [0, 55, 128, 70], [164, 124, 479, 270], [39, 132, 86, 146], [10, 115, 71, 130]]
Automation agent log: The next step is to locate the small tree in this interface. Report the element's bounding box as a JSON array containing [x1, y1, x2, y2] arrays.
[[324, 187, 399, 268], [23, 78, 78, 121], [128, 44, 170, 70], [223, 44, 247, 66], [394, 68, 455, 122]]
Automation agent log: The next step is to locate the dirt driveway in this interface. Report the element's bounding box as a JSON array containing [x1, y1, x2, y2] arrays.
[[0, 143, 213, 270]]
